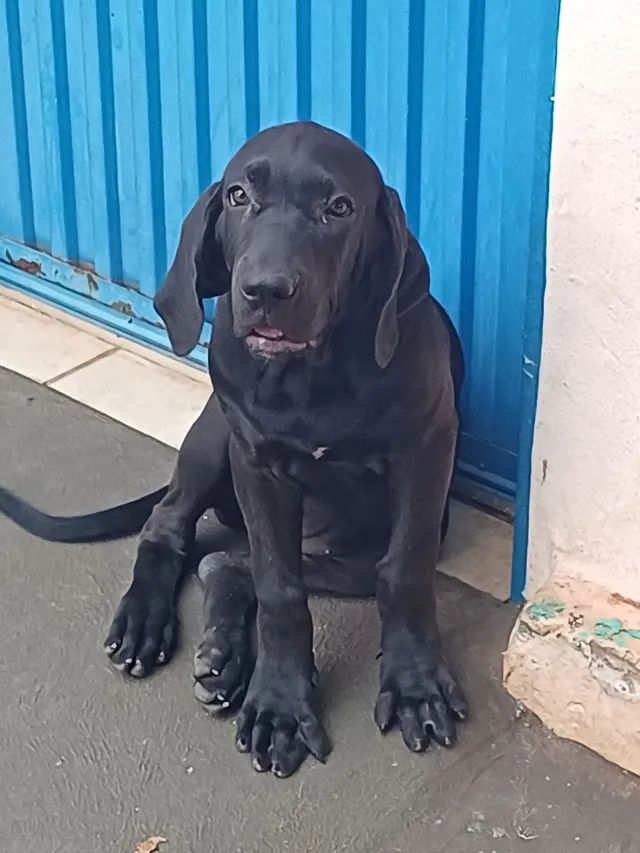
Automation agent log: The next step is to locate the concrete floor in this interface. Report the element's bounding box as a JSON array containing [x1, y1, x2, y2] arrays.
[[1, 368, 638, 853]]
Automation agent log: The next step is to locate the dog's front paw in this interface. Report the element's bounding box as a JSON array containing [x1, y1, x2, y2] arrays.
[[374, 645, 468, 752], [104, 582, 176, 678], [234, 662, 330, 778]]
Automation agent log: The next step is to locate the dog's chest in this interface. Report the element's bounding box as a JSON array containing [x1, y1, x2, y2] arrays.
[[223, 363, 400, 465], [211, 328, 425, 465]]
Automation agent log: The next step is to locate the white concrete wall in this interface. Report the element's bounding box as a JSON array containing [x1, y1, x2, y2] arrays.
[[527, 0, 640, 599]]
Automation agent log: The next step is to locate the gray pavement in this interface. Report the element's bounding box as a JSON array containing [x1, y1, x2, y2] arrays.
[[1, 368, 638, 853]]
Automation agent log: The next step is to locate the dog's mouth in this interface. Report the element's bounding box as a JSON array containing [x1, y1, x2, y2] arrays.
[[245, 325, 316, 356]]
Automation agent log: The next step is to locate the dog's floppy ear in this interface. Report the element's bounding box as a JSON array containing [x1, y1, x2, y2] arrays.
[[154, 181, 229, 356], [374, 186, 409, 369]]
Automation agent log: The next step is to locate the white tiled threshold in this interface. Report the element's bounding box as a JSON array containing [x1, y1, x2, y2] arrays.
[[0, 288, 210, 448], [0, 286, 513, 600], [51, 348, 211, 449], [0, 292, 114, 383]]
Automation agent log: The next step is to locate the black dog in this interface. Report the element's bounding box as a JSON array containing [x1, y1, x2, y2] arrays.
[[0, 122, 467, 778]]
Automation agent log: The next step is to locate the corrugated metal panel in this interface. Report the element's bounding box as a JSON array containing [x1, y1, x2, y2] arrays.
[[0, 0, 560, 500]]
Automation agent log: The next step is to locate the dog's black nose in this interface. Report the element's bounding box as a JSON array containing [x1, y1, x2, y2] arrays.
[[240, 274, 297, 303]]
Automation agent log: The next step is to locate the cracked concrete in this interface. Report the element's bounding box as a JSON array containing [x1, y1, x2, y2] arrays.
[[1, 369, 638, 852], [505, 577, 640, 775]]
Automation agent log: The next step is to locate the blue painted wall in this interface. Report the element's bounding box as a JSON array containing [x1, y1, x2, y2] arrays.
[[0, 0, 560, 502]]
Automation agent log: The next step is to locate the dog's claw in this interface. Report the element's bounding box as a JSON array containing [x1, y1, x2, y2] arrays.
[[374, 690, 396, 733], [130, 658, 152, 678], [235, 734, 250, 753]]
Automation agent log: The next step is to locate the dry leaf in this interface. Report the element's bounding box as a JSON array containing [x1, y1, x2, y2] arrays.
[[134, 836, 167, 853]]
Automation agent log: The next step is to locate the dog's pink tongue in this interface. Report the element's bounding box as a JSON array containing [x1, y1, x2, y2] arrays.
[[253, 326, 284, 340]]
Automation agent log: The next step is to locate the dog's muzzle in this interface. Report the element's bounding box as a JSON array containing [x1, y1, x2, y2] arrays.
[[245, 325, 317, 356]]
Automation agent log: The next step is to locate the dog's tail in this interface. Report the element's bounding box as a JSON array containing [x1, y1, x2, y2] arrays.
[[0, 485, 168, 543]]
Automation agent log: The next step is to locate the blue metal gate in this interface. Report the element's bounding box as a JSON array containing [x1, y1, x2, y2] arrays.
[[0, 0, 560, 505]]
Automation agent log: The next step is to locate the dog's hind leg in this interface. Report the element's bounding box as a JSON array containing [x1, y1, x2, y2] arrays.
[[193, 546, 379, 714], [105, 393, 236, 678], [193, 551, 256, 712]]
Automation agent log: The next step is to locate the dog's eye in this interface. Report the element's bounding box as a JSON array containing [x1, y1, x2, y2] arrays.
[[325, 196, 353, 219], [228, 185, 249, 207]]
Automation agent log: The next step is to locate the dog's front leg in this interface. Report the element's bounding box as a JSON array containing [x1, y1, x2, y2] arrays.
[[229, 437, 329, 778], [105, 394, 233, 677], [375, 420, 468, 751]]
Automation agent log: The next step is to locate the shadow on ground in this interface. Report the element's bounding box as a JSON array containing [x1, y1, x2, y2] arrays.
[[1, 370, 638, 852]]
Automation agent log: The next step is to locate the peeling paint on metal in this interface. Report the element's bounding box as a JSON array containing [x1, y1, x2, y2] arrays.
[[111, 300, 135, 317], [5, 251, 42, 276]]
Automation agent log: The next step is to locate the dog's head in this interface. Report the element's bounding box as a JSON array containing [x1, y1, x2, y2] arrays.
[[155, 121, 410, 368]]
